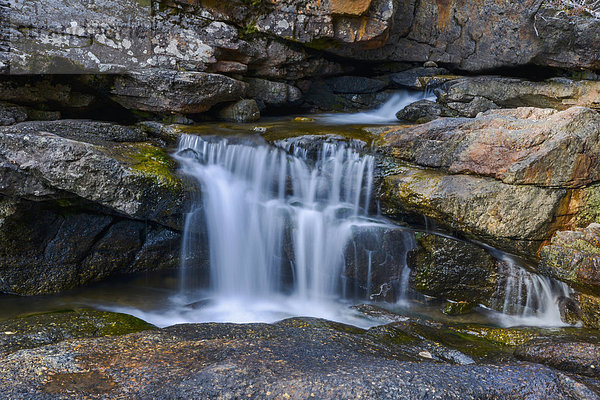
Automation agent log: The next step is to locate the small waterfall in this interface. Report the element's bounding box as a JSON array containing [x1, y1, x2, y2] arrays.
[[175, 134, 382, 305], [316, 90, 435, 125], [493, 258, 571, 326]]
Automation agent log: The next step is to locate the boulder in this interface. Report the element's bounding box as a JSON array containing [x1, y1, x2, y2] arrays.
[[573, 292, 600, 330], [539, 224, 600, 296], [389, 67, 449, 89], [0, 120, 187, 226], [407, 234, 499, 305], [0, 197, 180, 295], [376, 107, 600, 188], [379, 165, 565, 256], [395, 99, 455, 123], [217, 99, 261, 123], [436, 77, 600, 117], [110, 70, 248, 114], [0, 103, 27, 126], [245, 78, 303, 107]]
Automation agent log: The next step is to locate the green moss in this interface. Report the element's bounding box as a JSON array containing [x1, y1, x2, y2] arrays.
[[449, 326, 538, 346], [128, 143, 182, 192], [443, 301, 475, 316], [575, 184, 600, 226], [238, 21, 260, 40]]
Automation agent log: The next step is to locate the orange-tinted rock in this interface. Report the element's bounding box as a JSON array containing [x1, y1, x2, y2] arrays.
[[330, 0, 373, 15]]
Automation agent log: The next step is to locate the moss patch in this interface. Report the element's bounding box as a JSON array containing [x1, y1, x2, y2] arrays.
[[127, 143, 182, 192]]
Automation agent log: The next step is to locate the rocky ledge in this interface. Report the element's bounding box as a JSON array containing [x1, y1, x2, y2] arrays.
[[0, 309, 599, 399], [0, 119, 191, 295]]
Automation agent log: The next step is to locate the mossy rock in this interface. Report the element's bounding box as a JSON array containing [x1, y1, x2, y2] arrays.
[[443, 301, 476, 316], [0, 309, 155, 357]]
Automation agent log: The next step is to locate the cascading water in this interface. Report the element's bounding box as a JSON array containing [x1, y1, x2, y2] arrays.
[[491, 257, 571, 327], [171, 134, 410, 325], [316, 90, 435, 125]]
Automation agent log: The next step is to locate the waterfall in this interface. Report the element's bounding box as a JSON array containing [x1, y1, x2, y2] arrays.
[[493, 258, 571, 327], [316, 90, 435, 125], [175, 134, 381, 305]]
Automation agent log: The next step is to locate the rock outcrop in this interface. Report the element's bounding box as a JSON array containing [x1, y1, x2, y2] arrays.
[[0, 120, 189, 294], [0, 317, 598, 399]]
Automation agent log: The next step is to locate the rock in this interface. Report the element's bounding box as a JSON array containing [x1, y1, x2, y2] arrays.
[[573, 292, 600, 330], [389, 67, 449, 89], [539, 224, 600, 295], [217, 99, 260, 123], [0, 120, 186, 226], [376, 107, 600, 188], [245, 78, 302, 107], [302, 80, 397, 112], [437, 76, 600, 117], [110, 70, 247, 114], [0, 198, 180, 295], [379, 165, 565, 255], [395, 99, 455, 123], [0, 309, 155, 358], [348, 0, 600, 72], [0, 317, 596, 399], [443, 301, 475, 316], [0, 103, 27, 126], [343, 226, 415, 301], [0, 76, 95, 110], [407, 234, 499, 305], [326, 76, 387, 94], [515, 340, 600, 378]]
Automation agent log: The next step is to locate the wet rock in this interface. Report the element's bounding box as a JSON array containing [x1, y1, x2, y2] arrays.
[[443, 301, 475, 316], [395, 99, 455, 123], [0, 198, 181, 295], [0, 317, 596, 399], [326, 76, 387, 94], [0, 309, 155, 358], [515, 340, 600, 378], [245, 78, 302, 107], [539, 224, 600, 295], [389, 67, 449, 90], [110, 70, 247, 114], [379, 165, 565, 256], [437, 76, 600, 117], [0, 76, 95, 110], [217, 99, 261, 123], [376, 106, 600, 188], [343, 226, 415, 301], [0, 121, 186, 226], [572, 292, 600, 330], [407, 234, 499, 305]]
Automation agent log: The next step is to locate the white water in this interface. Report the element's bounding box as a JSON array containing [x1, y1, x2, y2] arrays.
[[167, 134, 398, 326], [316, 90, 434, 125], [491, 257, 571, 327]]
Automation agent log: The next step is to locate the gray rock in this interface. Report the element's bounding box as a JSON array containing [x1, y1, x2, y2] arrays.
[[110, 70, 248, 114], [0, 103, 27, 126], [390, 67, 449, 89], [0, 121, 186, 226], [436, 76, 600, 117], [396, 99, 455, 123], [327, 76, 388, 94], [217, 99, 260, 123], [245, 78, 302, 106], [375, 107, 600, 188]]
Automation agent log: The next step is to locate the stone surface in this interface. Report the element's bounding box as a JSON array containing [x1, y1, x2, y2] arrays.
[[437, 77, 600, 117], [515, 339, 600, 378], [110, 70, 247, 114], [389, 67, 449, 90], [245, 78, 302, 107], [326, 75, 387, 94], [0, 120, 186, 226], [396, 99, 455, 123], [379, 164, 565, 255], [0, 309, 155, 358], [0, 317, 597, 399], [407, 234, 499, 305], [539, 224, 600, 296], [217, 99, 261, 123], [376, 107, 600, 188], [0, 197, 180, 295]]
